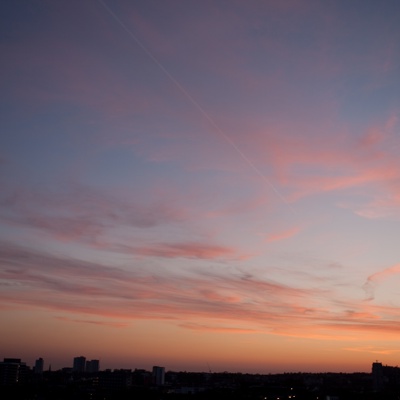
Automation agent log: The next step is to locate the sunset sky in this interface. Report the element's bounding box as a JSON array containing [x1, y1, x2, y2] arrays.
[[1, 0, 400, 373]]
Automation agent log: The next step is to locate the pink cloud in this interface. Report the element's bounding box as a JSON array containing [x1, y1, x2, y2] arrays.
[[179, 322, 262, 334], [0, 183, 187, 244], [363, 264, 400, 300], [0, 242, 320, 326], [7, 241, 398, 341], [133, 242, 238, 260], [354, 197, 400, 220], [55, 316, 129, 328], [0, 181, 257, 262], [199, 290, 242, 304], [231, 114, 400, 212], [266, 226, 300, 242]]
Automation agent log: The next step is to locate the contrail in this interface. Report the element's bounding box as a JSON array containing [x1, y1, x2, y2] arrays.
[[97, 0, 293, 210]]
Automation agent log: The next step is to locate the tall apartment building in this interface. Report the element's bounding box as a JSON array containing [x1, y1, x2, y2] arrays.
[[0, 358, 29, 385], [372, 362, 384, 391], [34, 357, 44, 374], [73, 356, 86, 373], [86, 359, 100, 373], [152, 366, 165, 386]]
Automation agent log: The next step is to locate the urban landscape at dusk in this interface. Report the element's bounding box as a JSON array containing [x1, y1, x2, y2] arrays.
[[2, 356, 400, 399], [1, 0, 400, 395]]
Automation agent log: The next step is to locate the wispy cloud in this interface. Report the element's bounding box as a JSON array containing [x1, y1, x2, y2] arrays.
[[132, 242, 239, 260], [1, 241, 400, 340], [343, 346, 400, 355], [0, 183, 186, 243], [363, 264, 400, 301], [55, 316, 129, 328], [179, 322, 262, 334], [244, 115, 400, 218], [0, 179, 256, 261], [266, 226, 300, 242]]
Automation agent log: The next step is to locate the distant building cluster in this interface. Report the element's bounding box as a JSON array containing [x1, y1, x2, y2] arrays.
[[72, 356, 99, 373], [0, 356, 165, 389], [0, 356, 100, 385]]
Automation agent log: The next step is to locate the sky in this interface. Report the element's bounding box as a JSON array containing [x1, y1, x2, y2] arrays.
[[1, 0, 400, 374]]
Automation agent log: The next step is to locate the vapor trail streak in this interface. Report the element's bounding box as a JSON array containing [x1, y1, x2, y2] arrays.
[[97, 0, 293, 210]]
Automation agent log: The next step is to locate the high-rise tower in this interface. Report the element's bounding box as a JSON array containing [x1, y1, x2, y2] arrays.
[[73, 356, 86, 373], [34, 358, 44, 374], [152, 366, 165, 386]]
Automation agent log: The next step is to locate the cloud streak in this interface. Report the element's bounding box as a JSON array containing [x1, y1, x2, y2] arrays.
[[1, 241, 399, 340], [266, 226, 300, 242], [132, 242, 238, 260], [363, 264, 400, 301]]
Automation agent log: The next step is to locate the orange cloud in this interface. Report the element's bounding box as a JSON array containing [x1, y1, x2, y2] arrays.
[[55, 316, 129, 328], [343, 346, 400, 355], [179, 322, 262, 334]]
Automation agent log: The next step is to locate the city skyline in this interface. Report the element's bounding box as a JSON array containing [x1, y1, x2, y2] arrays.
[[1, 1, 400, 373], [2, 357, 398, 399], [0, 355, 387, 375]]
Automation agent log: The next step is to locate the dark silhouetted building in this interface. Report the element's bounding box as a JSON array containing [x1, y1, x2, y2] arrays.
[[372, 362, 383, 391], [86, 359, 100, 373], [34, 357, 44, 374], [0, 358, 29, 385], [152, 366, 165, 386], [73, 356, 86, 373], [100, 369, 132, 390]]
